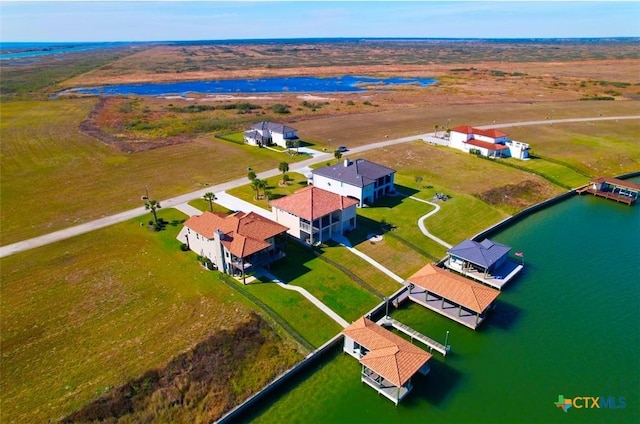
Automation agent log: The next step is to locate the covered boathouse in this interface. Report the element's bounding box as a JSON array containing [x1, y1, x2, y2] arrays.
[[577, 177, 640, 205], [445, 238, 523, 290], [342, 317, 432, 405], [407, 264, 500, 330]]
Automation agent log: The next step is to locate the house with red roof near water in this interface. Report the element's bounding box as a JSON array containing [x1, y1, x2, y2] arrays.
[[449, 125, 530, 159], [176, 211, 288, 282], [270, 186, 359, 245]]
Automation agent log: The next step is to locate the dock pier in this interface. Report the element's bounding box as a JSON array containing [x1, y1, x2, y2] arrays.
[[377, 316, 449, 356]]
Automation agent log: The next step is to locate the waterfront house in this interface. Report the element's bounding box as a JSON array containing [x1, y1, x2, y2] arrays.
[[243, 121, 298, 148], [449, 125, 530, 159], [444, 238, 522, 289], [342, 317, 432, 405], [177, 211, 288, 282], [311, 158, 396, 207], [270, 186, 358, 245], [407, 264, 500, 330]]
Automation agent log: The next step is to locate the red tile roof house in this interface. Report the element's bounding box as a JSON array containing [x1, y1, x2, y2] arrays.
[[243, 121, 298, 148], [311, 158, 396, 207], [270, 186, 359, 245], [176, 211, 288, 283], [449, 125, 530, 159], [342, 317, 433, 405]]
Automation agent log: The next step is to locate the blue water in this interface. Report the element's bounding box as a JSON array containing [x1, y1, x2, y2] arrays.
[[58, 75, 436, 97], [0, 42, 130, 60], [240, 185, 640, 423]]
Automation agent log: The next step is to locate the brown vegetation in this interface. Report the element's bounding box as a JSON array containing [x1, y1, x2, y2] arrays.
[[62, 313, 298, 423], [476, 180, 551, 210]]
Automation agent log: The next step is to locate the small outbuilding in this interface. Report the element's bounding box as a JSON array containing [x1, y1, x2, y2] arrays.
[[445, 238, 523, 289], [342, 317, 432, 405], [407, 264, 500, 330]]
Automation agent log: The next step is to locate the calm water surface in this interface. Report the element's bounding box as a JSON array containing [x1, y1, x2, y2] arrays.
[[58, 75, 436, 96], [242, 191, 640, 423]]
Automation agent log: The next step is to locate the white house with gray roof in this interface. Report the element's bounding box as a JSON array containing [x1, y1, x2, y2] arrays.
[[310, 158, 396, 207], [244, 121, 298, 148]]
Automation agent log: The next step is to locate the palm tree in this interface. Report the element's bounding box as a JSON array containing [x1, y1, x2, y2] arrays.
[[247, 170, 257, 182], [334, 149, 342, 160], [434, 124, 439, 138], [203, 192, 216, 212], [145, 199, 161, 228], [278, 161, 289, 184], [256, 179, 267, 199], [250, 179, 261, 200]]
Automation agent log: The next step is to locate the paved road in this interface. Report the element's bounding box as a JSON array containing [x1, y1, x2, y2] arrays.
[[2, 115, 638, 258]]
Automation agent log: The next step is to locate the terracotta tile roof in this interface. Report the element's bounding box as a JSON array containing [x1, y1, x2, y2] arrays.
[[466, 139, 509, 151], [591, 177, 640, 191], [270, 186, 359, 220], [408, 264, 500, 314], [451, 125, 509, 139], [184, 211, 288, 258], [342, 317, 432, 387]]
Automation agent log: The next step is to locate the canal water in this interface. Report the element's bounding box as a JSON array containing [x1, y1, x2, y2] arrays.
[[240, 190, 640, 423]]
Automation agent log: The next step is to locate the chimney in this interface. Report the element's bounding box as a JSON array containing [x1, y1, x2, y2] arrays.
[[344, 158, 350, 167]]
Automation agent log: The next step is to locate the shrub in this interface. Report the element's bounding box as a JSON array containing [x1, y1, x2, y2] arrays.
[[180, 243, 189, 252], [271, 104, 290, 114]]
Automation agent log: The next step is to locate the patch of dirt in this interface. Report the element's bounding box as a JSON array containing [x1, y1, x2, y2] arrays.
[[476, 180, 551, 209]]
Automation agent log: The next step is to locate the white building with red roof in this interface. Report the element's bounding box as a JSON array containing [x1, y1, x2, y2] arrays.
[[449, 125, 530, 159], [177, 211, 288, 282], [342, 317, 432, 404], [270, 186, 358, 245]]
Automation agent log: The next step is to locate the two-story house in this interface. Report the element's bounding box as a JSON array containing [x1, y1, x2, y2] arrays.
[[449, 125, 530, 159], [243, 121, 299, 148], [270, 186, 358, 245], [177, 211, 288, 283], [311, 158, 396, 207]]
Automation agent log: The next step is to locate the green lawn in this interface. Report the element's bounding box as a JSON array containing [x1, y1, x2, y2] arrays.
[[0, 208, 302, 423], [226, 171, 309, 208], [269, 241, 380, 322], [188, 198, 233, 214], [244, 279, 343, 347], [319, 242, 402, 297], [501, 157, 589, 189]]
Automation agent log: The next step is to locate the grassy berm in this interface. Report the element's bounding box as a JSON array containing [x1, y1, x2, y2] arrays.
[[61, 313, 293, 423]]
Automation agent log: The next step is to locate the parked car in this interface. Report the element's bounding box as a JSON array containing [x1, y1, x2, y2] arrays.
[[338, 145, 348, 152]]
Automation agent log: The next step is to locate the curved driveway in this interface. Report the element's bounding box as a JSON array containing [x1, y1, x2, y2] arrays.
[[1, 115, 638, 258]]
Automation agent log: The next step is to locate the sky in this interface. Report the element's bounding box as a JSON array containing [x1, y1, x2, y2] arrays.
[[1, 1, 639, 42]]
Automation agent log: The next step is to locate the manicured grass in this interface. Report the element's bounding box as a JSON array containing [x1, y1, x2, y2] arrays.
[[0, 208, 302, 423], [269, 241, 380, 322], [188, 198, 234, 214], [503, 157, 589, 188], [0, 99, 305, 245], [507, 119, 640, 177], [319, 242, 402, 297], [244, 279, 343, 347], [226, 171, 309, 208]]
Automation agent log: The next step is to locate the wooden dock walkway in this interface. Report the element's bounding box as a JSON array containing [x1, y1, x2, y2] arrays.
[[377, 316, 449, 356]]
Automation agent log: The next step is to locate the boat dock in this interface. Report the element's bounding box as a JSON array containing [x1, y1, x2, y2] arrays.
[[577, 177, 640, 206], [377, 316, 449, 356]]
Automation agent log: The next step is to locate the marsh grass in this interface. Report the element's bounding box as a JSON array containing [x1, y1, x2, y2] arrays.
[[0, 208, 302, 423]]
